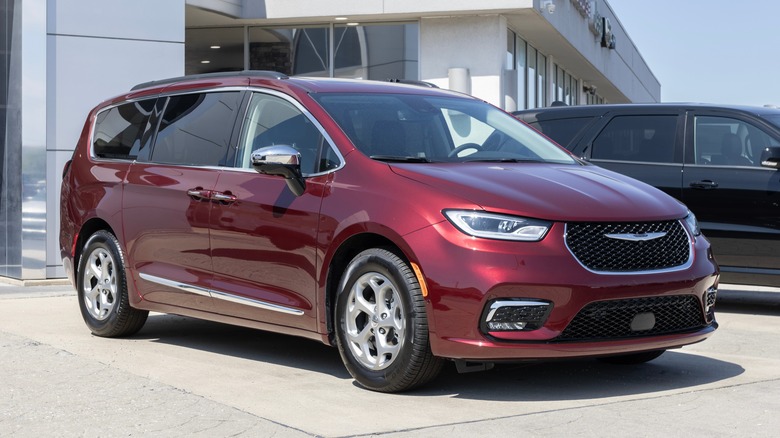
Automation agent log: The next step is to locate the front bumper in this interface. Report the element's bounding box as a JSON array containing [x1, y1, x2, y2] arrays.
[[405, 221, 719, 361]]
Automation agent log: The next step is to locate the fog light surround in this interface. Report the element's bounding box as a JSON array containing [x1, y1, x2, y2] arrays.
[[704, 286, 717, 322], [481, 299, 552, 333]]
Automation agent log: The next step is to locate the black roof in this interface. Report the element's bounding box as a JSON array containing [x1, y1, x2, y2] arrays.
[[513, 102, 780, 120]]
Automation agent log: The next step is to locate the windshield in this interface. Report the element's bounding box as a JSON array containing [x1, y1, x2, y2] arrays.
[[311, 93, 577, 164]]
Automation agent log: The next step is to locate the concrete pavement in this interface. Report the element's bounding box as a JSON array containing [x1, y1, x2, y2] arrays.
[[1, 282, 779, 437]]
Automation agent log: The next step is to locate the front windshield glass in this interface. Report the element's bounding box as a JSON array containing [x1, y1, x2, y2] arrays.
[[311, 93, 576, 164]]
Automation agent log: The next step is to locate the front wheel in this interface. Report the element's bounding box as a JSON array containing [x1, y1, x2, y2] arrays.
[[77, 230, 148, 337], [335, 248, 442, 392]]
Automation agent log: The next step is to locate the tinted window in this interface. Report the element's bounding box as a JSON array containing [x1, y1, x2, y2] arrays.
[[694, 115, 780, 166], [151, 92, 241, 166], [93, 100, 155, 159], [313, 93, 576, 164], [528, 116, 593, 148], [237, 93, 333, 174], [592, 115, 677, 163]]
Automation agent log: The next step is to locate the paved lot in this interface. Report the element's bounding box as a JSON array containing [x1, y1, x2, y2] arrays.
[[1, 282, 779, 437]]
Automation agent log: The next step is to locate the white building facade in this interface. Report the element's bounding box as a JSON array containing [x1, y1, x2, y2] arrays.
[[1, 0, 659, 280]]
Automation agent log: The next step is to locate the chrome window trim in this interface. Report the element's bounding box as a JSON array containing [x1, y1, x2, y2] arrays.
[[88, 87, 250, 163], [563, 220, 694, 276], [139, 272, 304, 316], [236, 87, 346, 176]]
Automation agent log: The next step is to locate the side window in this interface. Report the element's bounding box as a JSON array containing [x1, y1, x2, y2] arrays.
[[591, 115, 678, 163], [694, 115, 779, 166], [529, 116, 593, 148], [92, 99, 155, 160], [238, 93, 333, 174], [151, 92, 242, 166]]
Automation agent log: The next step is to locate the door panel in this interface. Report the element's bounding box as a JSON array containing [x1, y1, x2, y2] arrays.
[[123, 164, 218, 309], [208, 171, 326, 330], [682, 112, 780, 281]]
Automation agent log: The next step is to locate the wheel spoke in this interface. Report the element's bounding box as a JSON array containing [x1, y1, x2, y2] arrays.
[[343, 271, 407, 371], [82, 248, 118, 321]]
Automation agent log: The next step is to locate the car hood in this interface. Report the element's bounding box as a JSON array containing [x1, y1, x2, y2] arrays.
[[390, 162, 686, 222]]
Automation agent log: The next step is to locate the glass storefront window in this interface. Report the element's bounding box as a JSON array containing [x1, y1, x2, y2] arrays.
[[516, 36, 526, 109], [186, 27, 245, 75], [333, 23, 419, 80], [537, 52, 546, 108], [527, 46, 537, 109], [506, 30, 515, 70], [186, 23, 419, 80], [249, 26, 330, 77]]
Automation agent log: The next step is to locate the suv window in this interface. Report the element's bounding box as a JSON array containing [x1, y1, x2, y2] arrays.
[[151, 92, 242, 166], [528, 116, 593, 147], [592, 115, 677, 163], [92, 99, 155, 160], [237, 93, 336, 174], [693, 115, 780, 166]]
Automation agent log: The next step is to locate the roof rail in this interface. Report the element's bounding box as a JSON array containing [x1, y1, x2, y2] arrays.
[[386, 78, 439, 88], [131, 70, 289, 91]]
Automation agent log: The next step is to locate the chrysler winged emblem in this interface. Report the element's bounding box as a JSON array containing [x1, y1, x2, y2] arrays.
[[604, 232, 667, 242]]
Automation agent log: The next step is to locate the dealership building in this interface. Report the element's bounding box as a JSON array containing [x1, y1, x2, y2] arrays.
[[1, 0, 660, 281]]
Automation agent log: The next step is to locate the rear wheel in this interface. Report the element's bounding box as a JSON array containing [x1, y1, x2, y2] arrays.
[[335, 248, 442, 392], [77, 230, 148, 337], [598, 350, 665, 365]]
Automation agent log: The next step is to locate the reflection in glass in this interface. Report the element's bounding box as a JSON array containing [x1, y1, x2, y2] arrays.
[[249, 26, 330, 77], [186, 27, 245, 75], [333, 23, 418, 80]]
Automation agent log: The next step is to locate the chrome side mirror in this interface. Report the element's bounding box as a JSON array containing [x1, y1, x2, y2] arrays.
[[251, 145, 306, 196]]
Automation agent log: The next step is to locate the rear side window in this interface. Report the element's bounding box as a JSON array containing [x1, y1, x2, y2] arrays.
[[92, 100, 155, 160], [528, 116, 593, 148], [591, 115, 678, 163], [151, 92, 242, 166]]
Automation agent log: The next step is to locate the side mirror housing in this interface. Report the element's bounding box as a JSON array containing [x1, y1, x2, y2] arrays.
[[760, 146, 780, 169], [251, 145, 306, 196]]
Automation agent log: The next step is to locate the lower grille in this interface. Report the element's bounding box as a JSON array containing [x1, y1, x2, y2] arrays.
[[558, 295, 706, 341]]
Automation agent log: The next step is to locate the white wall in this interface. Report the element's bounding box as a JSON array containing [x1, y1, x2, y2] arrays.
[[420, 15, 506, 107], [45, 0, 186, 278]]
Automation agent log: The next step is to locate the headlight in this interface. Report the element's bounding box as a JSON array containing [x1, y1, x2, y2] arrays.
[[443, 210, 552, 241], [684, 210, 701, 236]]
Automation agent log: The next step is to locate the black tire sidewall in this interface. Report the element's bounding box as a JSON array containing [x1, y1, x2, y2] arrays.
[[335, 249, 422, 391], [76, 230, 132, 336]]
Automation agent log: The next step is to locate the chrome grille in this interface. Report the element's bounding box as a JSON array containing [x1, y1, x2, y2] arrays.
[[558, 295, 707, 341], [565, 220, 690, 272]]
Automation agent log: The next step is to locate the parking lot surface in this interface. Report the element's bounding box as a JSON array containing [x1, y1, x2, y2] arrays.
[[1, 283, 779, 437]]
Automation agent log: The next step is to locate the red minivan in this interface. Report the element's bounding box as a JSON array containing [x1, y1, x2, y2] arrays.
[[60, 72, 718, 392]]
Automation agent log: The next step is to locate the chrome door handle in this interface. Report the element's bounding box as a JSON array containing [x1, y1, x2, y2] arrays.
[[186, 188, 212, 200], [211, 191, 237, 203], [689, 180, 718, 190]]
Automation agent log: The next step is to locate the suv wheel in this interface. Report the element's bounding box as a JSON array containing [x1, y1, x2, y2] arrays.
[[77, 230, 148, 337], [335, 248, 442, 392]]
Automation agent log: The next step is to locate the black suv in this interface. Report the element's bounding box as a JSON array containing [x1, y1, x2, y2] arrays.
[[515, 103, 780, 288]]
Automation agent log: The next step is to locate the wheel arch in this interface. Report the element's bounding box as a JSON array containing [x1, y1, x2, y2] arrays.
[[74, 218, 118, 280], [323, 232, 411, 345]]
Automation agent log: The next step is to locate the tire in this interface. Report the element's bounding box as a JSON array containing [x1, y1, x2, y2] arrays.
[[77, 230, 148, 337], [335, 248, 443, 392], [598, 349, 665, 365]]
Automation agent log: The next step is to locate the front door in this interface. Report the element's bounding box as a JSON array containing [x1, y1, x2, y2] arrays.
[[207, 91, 335, 331]]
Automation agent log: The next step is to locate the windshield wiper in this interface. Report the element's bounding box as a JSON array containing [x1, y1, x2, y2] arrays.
[[461, 157, 544, 163], [370, 155, 431, 163]]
